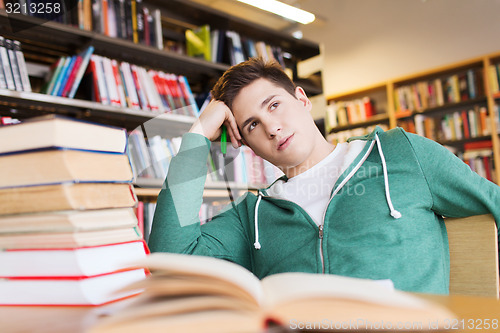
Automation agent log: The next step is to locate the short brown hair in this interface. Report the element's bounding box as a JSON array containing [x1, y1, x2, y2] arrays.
[[211, 57, 296, 109]]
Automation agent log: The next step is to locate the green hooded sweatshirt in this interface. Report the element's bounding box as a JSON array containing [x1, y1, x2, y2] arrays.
[[148, 126, 500, 294]]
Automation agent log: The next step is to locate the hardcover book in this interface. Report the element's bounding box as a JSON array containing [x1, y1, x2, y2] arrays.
[[89, 253, 456, 333], [0, 115, 128, 155]]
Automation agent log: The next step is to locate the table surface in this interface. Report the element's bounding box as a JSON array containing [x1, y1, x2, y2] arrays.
[[1, 294, 499, 333]]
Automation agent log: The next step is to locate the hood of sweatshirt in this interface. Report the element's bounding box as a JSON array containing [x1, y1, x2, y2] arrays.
[[252, 126, 402, 250]]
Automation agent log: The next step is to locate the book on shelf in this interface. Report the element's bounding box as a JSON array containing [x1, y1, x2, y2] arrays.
[[394, 69, 483, 113], [89, 253, 455, 333], [136, 201, 156, 243], [460, 140, 496, 183], [409, 106, 491, 143], [17, 0, 162, 49], [0, 240, 148, 277], [0, 36, 31, 92], [127, 129, 180, 180], [186, 24, 211, 62], [326, 97, 377, 130], [488, 64, 500, 95], [87, 54, 199, 116], [0, 268, 146, 306], [0, 114, 128, 155]]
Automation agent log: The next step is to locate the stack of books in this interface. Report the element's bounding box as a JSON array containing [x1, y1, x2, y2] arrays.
[[0, 115, 148, 306]]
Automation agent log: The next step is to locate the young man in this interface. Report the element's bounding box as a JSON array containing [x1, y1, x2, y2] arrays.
[[149, 57, 500, 294]]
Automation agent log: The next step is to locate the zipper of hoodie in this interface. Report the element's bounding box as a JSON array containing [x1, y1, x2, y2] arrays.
[[318, 140, 376, 274], [318, 224, 324, 273]]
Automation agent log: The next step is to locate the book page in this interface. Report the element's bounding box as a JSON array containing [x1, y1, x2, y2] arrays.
[[261, 272, 432, 309], [130, 253, 264, 305], [260, 273, 456, 330]]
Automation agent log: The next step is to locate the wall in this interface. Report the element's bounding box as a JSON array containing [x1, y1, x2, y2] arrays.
[[300, 0, 500, 98]]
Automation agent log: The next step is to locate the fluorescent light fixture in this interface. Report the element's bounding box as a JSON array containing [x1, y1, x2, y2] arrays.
[[237, 0, 315, 25]]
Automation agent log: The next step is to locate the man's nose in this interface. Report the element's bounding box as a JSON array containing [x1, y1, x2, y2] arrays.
[[264, 120, 282, 139]]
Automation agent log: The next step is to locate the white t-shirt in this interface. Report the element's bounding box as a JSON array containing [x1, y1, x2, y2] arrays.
[[266, 140, 367, 226]]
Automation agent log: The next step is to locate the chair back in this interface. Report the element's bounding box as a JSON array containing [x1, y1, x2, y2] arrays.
[[445, 214, 499, 298]]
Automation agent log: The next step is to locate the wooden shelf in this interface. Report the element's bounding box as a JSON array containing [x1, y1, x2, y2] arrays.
[[0, 89, 195, 136]]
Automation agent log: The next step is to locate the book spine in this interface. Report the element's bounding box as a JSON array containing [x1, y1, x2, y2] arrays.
[[50, 56, 71, 95], [13, 41, 31, 92], [177, 75, 199, 116], [102, 56, 120, 106], [130, 64, 149, 110], [5, 39, 23, 92], [61, 55, 83, 97], [68, 46, 95, 98], [92, 55, 110, 105], [111, 59, 127, 107], [153, 9, 163, 50], [120, 62, 140, 109]]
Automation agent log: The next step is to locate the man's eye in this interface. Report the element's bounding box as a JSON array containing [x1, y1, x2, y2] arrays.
[[249, 121, 258, 131]]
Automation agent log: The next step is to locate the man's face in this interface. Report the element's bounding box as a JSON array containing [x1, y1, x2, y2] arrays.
[[232, 78, 317, 174]]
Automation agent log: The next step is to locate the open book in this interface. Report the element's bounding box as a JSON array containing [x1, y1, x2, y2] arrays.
[[90, 253, 456, 332]]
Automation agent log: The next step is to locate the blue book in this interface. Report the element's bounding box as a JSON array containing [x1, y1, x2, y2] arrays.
[[68, 46, 95, 99], [51, 56, 75, 96]]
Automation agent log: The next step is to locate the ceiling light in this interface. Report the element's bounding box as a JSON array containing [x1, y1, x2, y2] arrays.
[[236, 0, 315, 25]]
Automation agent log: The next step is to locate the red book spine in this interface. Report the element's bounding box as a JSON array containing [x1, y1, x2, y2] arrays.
[[61, 56, 83, 97], [89, 58, 101, 103], [461, 110, 470, 139], [136, 201, 145, 239]]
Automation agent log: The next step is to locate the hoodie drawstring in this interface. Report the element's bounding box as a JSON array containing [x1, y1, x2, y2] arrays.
[[252, 133, 401, 251], [375, 133, 402, 219], [253, 193, 262, 249]]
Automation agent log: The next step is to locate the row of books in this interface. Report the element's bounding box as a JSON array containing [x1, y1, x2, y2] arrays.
[[394, 69, 484, 112], [186, 25, 287, 69], [2, 0, 163, 50], [85, 0, 162, 49], [0, 115, 148, 305], [398, 106, 493, 142], [326, 124, 390, 145], [459, 144, 496, 183], [0, 36, 31, 92], [41, 45, 94, 98], [88, 54, 199, 115], [326, 97, 377, 130], [207, 144, 282, 187], [127, 128, 181, 180], [128, 127, 281, 187]]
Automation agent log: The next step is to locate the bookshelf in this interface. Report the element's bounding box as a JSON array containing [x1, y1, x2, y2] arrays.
[[326, 52, 500, 185], [0, 1, 322, 217]]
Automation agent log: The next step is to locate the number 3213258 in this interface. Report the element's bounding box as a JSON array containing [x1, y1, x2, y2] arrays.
[[6, 2, 62, 15]]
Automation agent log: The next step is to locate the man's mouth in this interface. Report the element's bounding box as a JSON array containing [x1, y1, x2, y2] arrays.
[[277, 134, 294, 151]]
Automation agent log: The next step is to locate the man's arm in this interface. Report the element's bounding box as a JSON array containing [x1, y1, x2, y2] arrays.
[[148, 101, 252, 269], [404, 131, 500, 224]]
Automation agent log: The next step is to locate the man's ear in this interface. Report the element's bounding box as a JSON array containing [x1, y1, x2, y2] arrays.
[[295, 86, 312, 112]]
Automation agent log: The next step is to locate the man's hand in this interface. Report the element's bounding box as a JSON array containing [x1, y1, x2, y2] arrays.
[[189, 100, 242, 148]]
